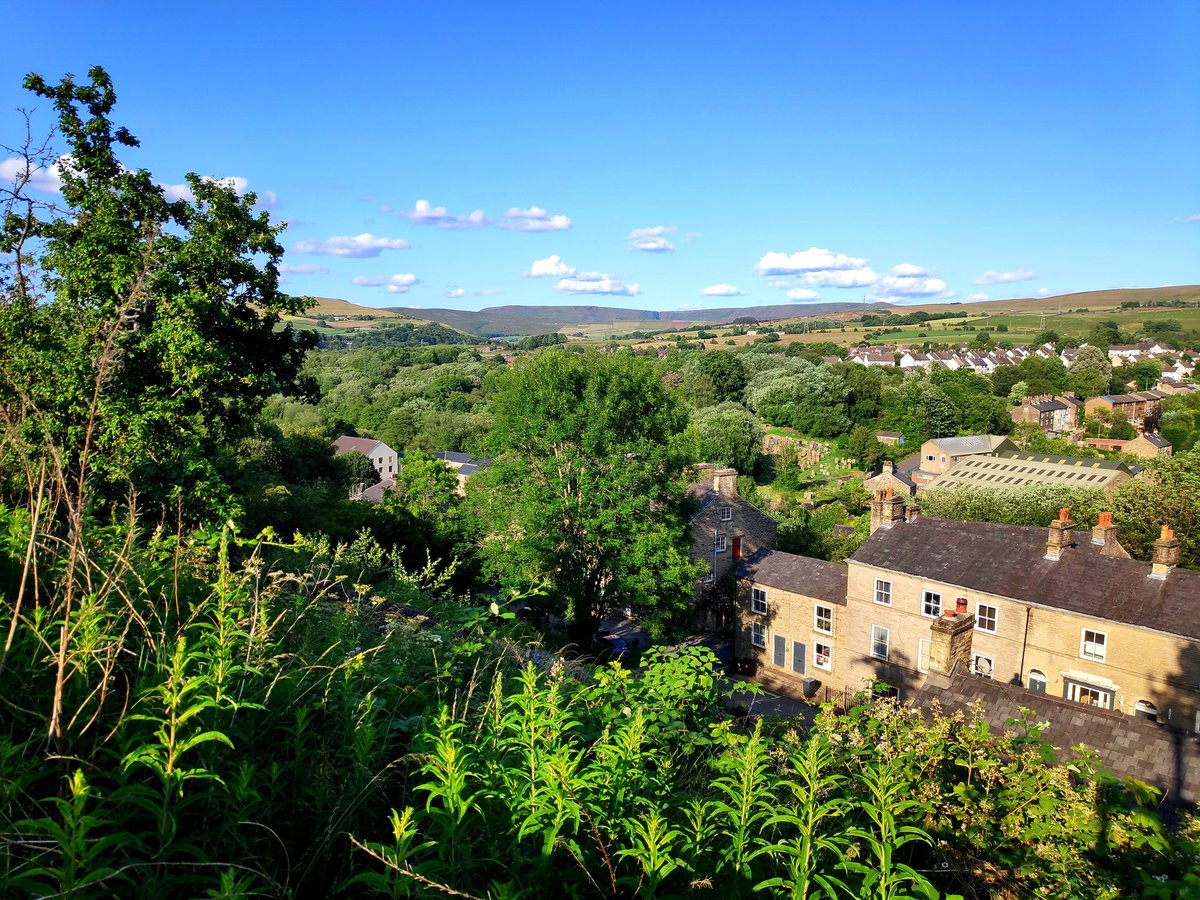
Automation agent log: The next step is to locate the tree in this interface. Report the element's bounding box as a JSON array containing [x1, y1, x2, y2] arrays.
[[695, 350, 748, 403], [336, 450, 378, 489], [0, 67, 314, 519], [1067, 346, 1112, 398], [471, 351, 702, 641], [1008, 381, 1028, 405], [687, 402, 763, 473], [845, 425, 884, 468]]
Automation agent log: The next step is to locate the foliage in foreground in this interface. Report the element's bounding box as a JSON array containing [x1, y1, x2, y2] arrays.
[[1, 507, 1197, 898]]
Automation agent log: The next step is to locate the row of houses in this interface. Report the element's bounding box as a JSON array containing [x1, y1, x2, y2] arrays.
[[724, 490, 1200, 803], [847, 340, 1196, 383]]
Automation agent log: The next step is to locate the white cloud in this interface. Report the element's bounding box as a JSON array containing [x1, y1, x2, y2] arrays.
[[294, 233, 411, 257], [754, 247, 868, 275], [352, 273, 420, 293], [158, 175, 279, 209], [802, 267, 879, 288], [496, 205, 572, 232], [1169, 214, 1200, 224], [278, 263, 328, 275], [874, 270, 948, 299], [480, 288, 503, 296], [446, 286, 503, 298], [629, 225, 675, 253], [786, 288, 820, 301], [965, 292, 989, 301], [392, 199, 488, 229], [555, 272, 639, 296], [446, 288, 467, 298], [0, 155, 67, 194], [975, 268, 1036, 285], [1037, 287, 1053, 297], [889, 263, 929, 277], [700, 283, 743, 297], [525, 254, 576, 278]]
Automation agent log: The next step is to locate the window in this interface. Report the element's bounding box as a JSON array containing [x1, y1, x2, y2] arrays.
[[792, 640, 807, 674], [751, 588, 767, 615], [1080, 628, 1107, 662], [871, 625, 889, 661], [1027, 670, 1046, 693], [702, 570, 714, 584], [1134, 700, 1158, 722], [975, 603, 997, 633], [814, 605, 833, 635], [970, 655, 994, 679], [922, 590, 942, 618], [720, 505, 733, 522], [814, 641, 832, 671], [715, 534, 727, 553], [751, 622, 766, 649], [773, 635, 786, 667], [874, 579, 892, 606], [1065, 679, 1113, 710]]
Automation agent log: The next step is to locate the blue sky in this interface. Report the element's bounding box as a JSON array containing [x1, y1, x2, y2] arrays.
[[3, 2, 1198, 311]]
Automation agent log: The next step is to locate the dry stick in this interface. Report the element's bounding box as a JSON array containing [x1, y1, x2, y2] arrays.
[[348, 837, 486, 900], [0, 459, 46, 673]]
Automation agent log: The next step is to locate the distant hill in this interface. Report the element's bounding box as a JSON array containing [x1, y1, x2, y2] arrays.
[[901, 285, 1200, 317], [382, 301, 890, 338], [294, 296, 405, 319]]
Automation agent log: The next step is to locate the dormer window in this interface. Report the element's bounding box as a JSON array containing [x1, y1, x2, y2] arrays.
[[720, 505, 732, 522]]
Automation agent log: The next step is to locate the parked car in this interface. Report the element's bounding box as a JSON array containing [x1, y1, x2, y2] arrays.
[[592, 632, 633, 663]]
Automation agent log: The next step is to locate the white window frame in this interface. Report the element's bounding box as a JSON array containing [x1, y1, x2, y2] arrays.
[[715, 534, 727, 553], [1027, 669, 1046, 693], [1080, 628, 1107, 662], [720, 505, 733, 522], [970, 654, 994, 679], [702, 570, 714, 584], [1065, 679, 1112, 710], [975, 603, 997, 633], [814, 641, 832, 671], [922, 590, 942, 618], [814, 604, 833, 635], [870, 625, 889, 661], [751, 622, 766, 649], [751, 587, 767, 615], [873, 578, 892, 606]]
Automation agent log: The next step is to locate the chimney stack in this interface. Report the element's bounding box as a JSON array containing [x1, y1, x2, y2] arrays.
[[929, 601, 975, 677], [905, 498, 921, 524], [1044, 508, 1074, 561], [882, 459, 895, 475], [713, 467, 738, 497], [879, 486, 905, 530], [1150, 524, 1181, 579], [1091, 511, 1131, 559], [692, 463, 715, 484]]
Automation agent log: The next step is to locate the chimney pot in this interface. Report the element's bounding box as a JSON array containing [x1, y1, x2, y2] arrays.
[[1059, 507, 1071, 522], [955, 597, 968, 615]]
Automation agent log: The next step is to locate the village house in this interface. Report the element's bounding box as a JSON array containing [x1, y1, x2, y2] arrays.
[[1009, 395, 1079, 437], [1084, 390, 1170, 427], [734, 499, 1200, 739], [1083, 433, 1173, 460], [433, 450, 493, 494], [910, 435, 1017, 485], [863, 459, 917, 497], [875, 431, 905, 447], [333, 435, 400, 501], [687, 464, 777, 590]]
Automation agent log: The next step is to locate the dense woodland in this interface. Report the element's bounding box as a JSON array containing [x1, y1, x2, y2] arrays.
[[2, 69, 1200, 898]]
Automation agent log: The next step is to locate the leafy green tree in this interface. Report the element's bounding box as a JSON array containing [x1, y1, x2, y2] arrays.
[[1008, 380, 1028, 405], [471, 351, 702, 641], [881, 375, 959, 446], [0, 67, 313, 518], [695, 350, 748, 403], [845, 425, 884, 467], [745, 361, 850, 437], [337, 450, 378, 489], [688, 402, 763, 473], [1067, 346, 1113, 398]]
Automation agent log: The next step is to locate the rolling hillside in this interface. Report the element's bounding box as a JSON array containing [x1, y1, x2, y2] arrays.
[[382, 301, 889, 337]]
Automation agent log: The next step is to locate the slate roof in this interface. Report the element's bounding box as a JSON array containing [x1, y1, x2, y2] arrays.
[[334, 435, 384, 456], [736, 550, 848, 604], [361, 477, 396, 503], [435, 450, 476, 464], [849, 516, 1200, 640], [687, 483, 778, 530], [1138, 433, 1172, 449], [1030, 399, 1068, 412], [928, 435, 1013, 456], [909, 674, 1200, 807]]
